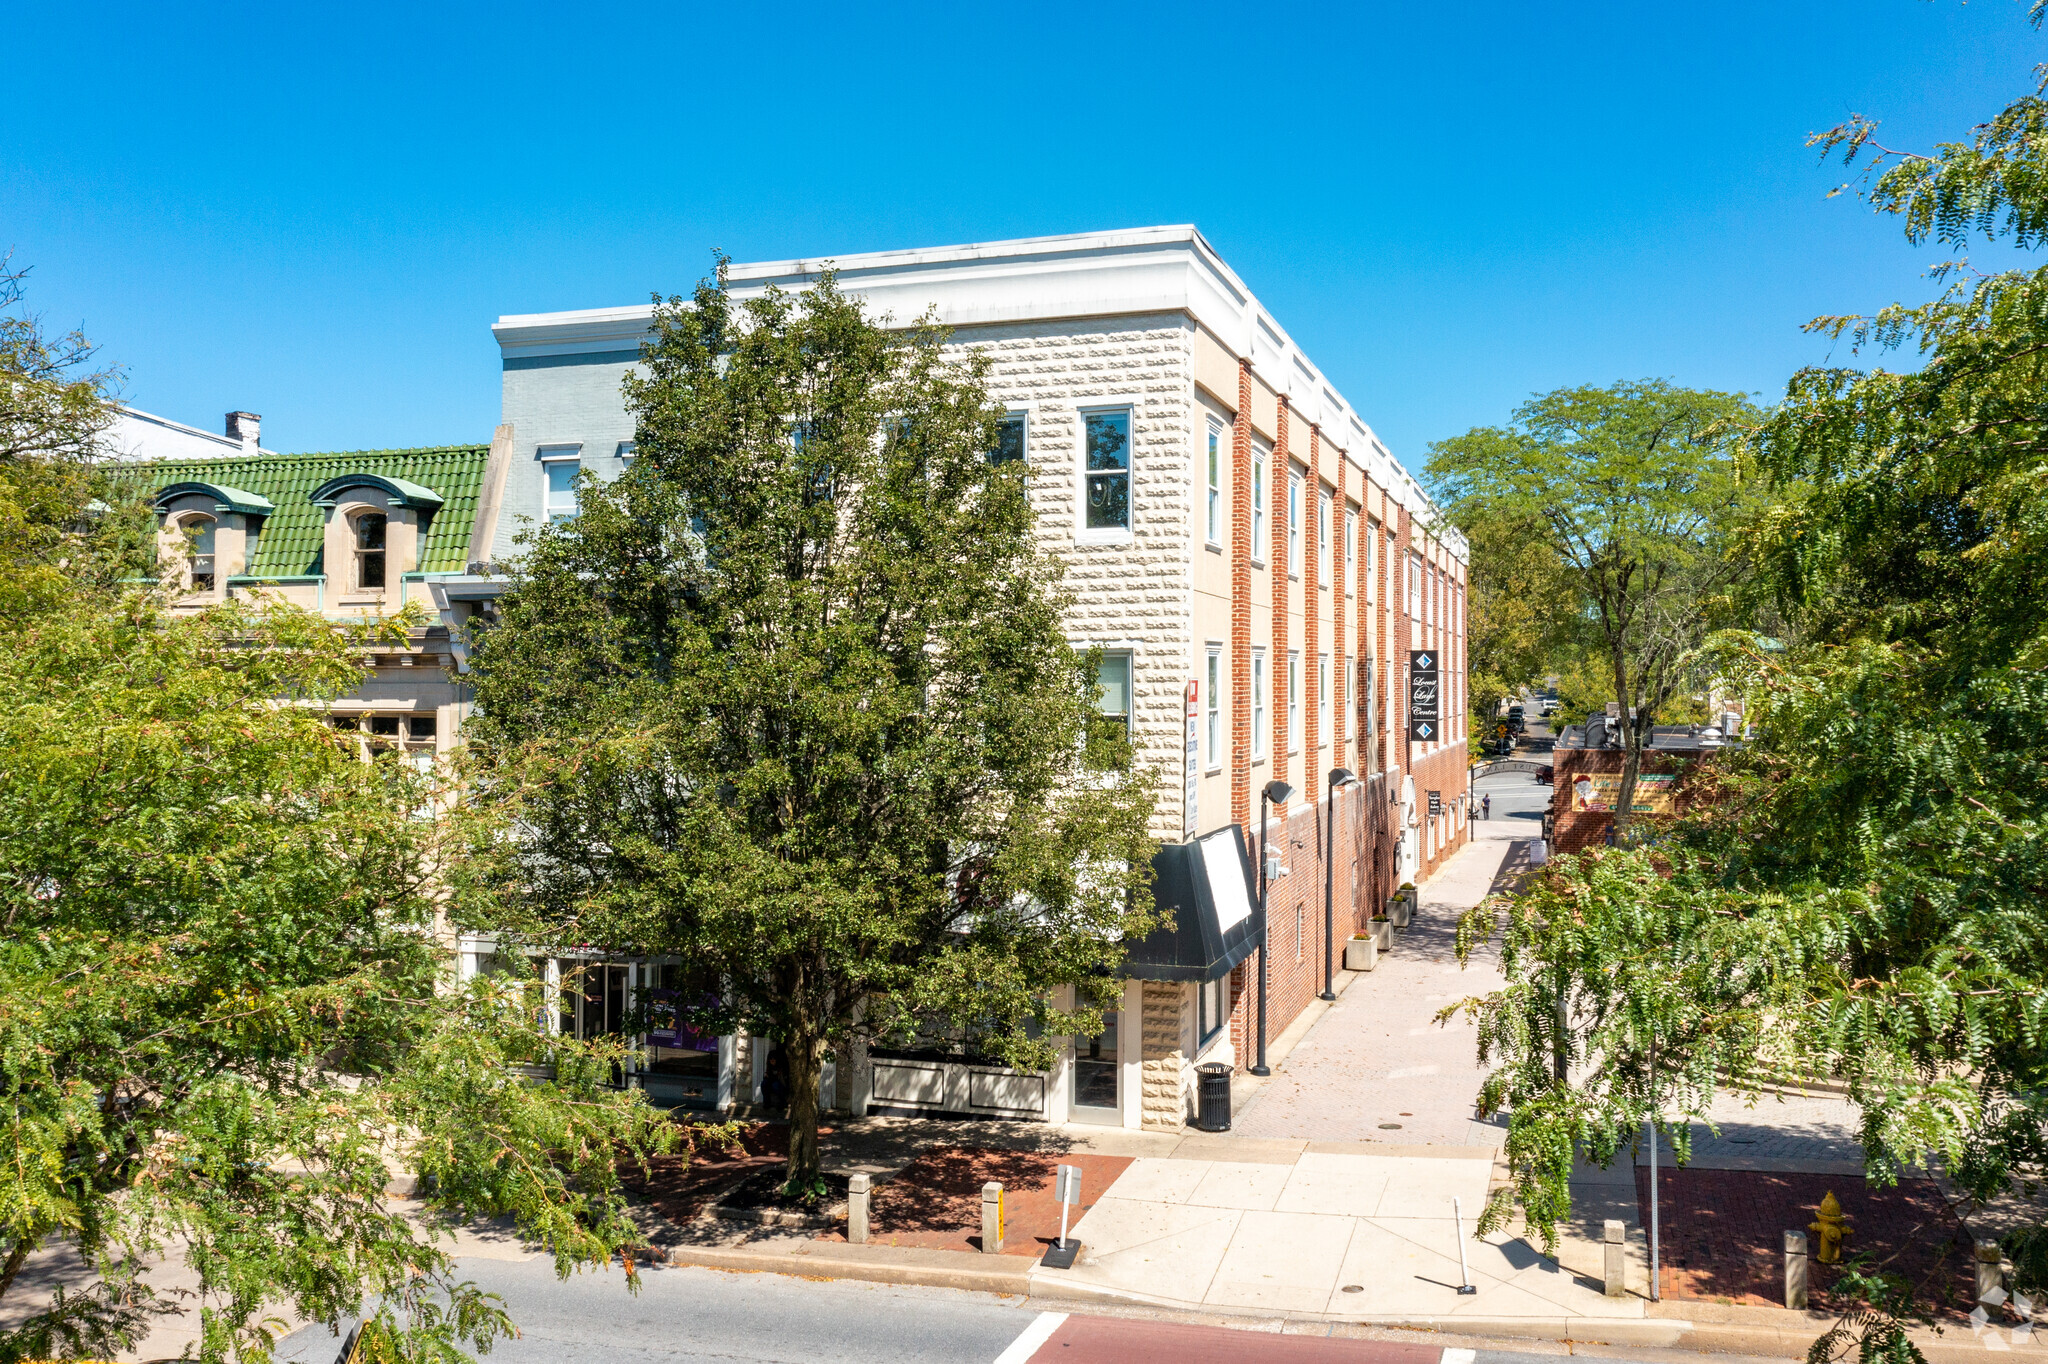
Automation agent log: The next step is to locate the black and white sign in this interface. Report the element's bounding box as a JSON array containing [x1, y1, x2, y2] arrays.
[[1428, 789, 1442, 818], [1408, 650, 1440, 742]]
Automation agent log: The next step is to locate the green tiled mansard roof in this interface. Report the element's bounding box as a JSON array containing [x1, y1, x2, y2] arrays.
[[125, 444, 490, 577]]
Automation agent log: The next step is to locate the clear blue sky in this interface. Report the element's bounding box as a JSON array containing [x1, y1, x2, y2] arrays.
[[7, 1, 2040, 466]]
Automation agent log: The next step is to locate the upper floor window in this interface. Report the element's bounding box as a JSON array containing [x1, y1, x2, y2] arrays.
[[991, 413, 1026, 465], [616, 441, 637, 462], [1083, 410, 1131, 531], [183, 515, 217, 592], [1094, 651, 1132, 738], [1408, 554, 1422, 621], [1367, 520, 1380, 603], [1345, 510, 1358, 596], [544, 458, 580, 524], [1205, 647, 1222, 769], [1252, 447, 1267, 561], [1205, 424, 1222, 545], [1287, 473, 1302, 577], [353, 513, 387, 590], [1252, 649, 1268, 759], [1317, 492, 1331, 588], [1318, 653, 1330, 746], [1287, 650, 1301, 753]]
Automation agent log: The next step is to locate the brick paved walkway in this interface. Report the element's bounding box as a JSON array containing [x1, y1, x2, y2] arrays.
[[1227, 780, 1539, 1145]]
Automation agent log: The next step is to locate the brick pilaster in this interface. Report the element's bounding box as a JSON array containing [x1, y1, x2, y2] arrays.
[[1231, 360, 1253, 833], [1272, 395, 1290, 821], [1333, 451, 1347, 775], [1305, 423, 1321, 798]]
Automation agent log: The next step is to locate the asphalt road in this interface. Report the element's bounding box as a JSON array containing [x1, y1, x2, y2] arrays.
[[272, 1258, 1759, 1364]]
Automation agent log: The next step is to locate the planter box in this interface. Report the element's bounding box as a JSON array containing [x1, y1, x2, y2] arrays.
[[1372, 920, 1393, 953], [1389, 895, 1412, 929], [1345, 934, 1378, 972]]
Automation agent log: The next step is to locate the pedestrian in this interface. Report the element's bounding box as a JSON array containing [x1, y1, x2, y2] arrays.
[[1482, 793, 1491, 821]]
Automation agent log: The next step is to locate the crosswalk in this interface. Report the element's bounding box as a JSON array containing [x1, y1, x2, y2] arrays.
[[991, 1311, 1483, 1363]]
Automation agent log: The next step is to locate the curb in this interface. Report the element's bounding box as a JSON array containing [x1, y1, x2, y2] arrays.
[[661, 1239, 1032, 1297]]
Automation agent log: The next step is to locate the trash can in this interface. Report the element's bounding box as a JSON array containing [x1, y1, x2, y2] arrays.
[[1195, 1062, 1233, 1132]]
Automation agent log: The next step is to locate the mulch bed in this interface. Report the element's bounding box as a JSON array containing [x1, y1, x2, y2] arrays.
[[623, 1119, 830, 1224], [814, 1146, 1133, 1258], [1636, 1165, 1974, 1315], [719, 1167, 851, 1213]]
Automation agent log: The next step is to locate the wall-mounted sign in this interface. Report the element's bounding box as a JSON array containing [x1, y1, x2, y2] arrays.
[[1183, 681, 1200, 840], [1407, 650, 1440, 742], [1572, 772, 1678, 815], [1428, 789, 1442, 818]]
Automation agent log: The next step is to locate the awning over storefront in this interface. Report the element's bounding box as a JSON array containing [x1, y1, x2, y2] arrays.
[[1123, 824, 1261, 982]]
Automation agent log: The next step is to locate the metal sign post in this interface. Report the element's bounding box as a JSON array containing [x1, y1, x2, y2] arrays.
[[1041, 1164, 1085, 1269], [1452, 1197, 1477, 1294]]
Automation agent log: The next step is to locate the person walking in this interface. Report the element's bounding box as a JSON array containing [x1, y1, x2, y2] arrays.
[[1482, 793, 1491, 821]]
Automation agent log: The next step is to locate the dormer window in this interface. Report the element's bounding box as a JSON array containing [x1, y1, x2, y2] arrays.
[[185, 515, 217, 592], [354, 513, 387, 589]]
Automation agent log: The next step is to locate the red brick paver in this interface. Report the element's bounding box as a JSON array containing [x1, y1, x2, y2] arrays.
[[1028, 1314, 1442, 1363], [817, 1146, 1133, 1257], [1635, 1165, 1971, 1313]]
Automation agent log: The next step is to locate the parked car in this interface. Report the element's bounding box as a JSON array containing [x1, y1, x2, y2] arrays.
[[1535, 766, 1554, 785]]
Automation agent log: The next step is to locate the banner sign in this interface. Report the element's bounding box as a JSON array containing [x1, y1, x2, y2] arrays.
[[1407, 650, 1440, 742], [1183, 681, 1199, 840], [1428, 789, 1442, 818], [1571, 772, 1677, 815]]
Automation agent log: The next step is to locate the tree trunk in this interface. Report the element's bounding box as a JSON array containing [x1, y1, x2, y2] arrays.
[[783, 1030, 827, 1194], [1610, 639, 1639, 843]]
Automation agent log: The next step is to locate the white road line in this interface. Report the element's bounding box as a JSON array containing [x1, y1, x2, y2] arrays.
[[992, 1311, 1068, 1364], [1441, 1349, 1477, 1364]]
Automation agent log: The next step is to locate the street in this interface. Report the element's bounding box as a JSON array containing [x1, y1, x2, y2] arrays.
[[270, 1257, 1770, 1364]]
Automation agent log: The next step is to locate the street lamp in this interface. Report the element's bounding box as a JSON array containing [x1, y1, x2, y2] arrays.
[[1321, 767, 1358, 1001], [1252, 777, 1295, 1077]]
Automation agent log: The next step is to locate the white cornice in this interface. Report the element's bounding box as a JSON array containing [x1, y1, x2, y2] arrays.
[[490, 225, 1458, 556]]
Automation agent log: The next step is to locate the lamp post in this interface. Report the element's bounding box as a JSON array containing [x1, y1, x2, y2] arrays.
[[1253, 778, 1295, 1077], [1321, 767, 1357, 1001]]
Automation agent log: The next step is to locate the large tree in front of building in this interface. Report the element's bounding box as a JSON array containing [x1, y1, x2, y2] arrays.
[[1427, 381, 1758, 835], [0, 271, 677, 1364], [458, 267, 1160, 1195]]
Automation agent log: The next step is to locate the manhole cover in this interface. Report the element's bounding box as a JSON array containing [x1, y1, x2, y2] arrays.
[[1341, 1284, 1365, 1293], [1378, 1122, 1403, 1130]]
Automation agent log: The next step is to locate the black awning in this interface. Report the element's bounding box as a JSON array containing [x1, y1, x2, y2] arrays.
[[1123, 824, 1261, 983]]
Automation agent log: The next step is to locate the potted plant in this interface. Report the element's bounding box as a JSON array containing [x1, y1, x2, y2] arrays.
[[1390, 884, 1416, 929], [1371, 913, 1393, 953], [1346, 930, 1378, 972]]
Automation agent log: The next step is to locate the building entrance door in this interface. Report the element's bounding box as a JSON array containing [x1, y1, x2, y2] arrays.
[[1071, 1012, 1120, 1124]]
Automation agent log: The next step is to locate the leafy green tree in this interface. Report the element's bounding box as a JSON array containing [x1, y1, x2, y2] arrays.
[[457, 266, 1160, 1195], [1428, 382, 1759, 833], [0, 275, 677, 1364], [1455, 39, 2048, 1363], [1457, 510, 1570, 742]]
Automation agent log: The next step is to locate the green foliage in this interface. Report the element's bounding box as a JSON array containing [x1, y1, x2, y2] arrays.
[[1428, 381, 1761, 828], [1457, 510, 1571, 735], [458, 264, 1161, 1188], [0, 276, 677, 1363]]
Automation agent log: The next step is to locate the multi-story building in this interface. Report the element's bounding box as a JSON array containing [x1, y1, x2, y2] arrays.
[[485, 227, 1473, 1131]]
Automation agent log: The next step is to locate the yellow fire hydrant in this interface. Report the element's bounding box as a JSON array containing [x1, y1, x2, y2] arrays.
[[1809, 1190, 1853, 1264]]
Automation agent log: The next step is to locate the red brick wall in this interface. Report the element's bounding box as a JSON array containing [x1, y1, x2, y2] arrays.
[[1548, 747, 1698, 854]]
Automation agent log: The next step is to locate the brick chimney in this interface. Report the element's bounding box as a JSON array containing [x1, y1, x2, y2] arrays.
[[225, 411, 262, 452]]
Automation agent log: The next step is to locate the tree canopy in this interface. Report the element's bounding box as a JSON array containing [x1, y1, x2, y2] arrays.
[[0, 274, 676, 1364], [457, 266, 1160, 1194]]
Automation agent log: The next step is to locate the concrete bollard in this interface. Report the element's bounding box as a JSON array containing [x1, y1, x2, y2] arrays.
[[981, 1181, 1004, 1254], [1604, 1220, 1627, 1296], [1976, 1236, 2002, 1301], [847, 1173, 870, 1245], [1785, 1230, 1809, 1308]]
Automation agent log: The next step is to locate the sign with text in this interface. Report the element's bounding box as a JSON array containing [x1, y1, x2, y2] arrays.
[[1571, 772, 1677, 815], [1407, 650, 1441, 742], [1428, 789, 1442, 818], [1183, 681, 1199, 840]]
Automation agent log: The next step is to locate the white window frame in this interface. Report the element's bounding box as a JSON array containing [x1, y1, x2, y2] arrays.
[[1408, 554, 1423, 621], [1076, 403, 1138, 545], [1252, 649, 1267, 759], [616, 441, 637, 462], [1317, 491, 1331, 589], [1205, 646, 1223, 771], [1094, 649, 1134, 739], [539, 445, 583, 526], [1288, 650, 1301, 754], [1287, 472, 1303, 578], [1252, 445, 1268, 564], [1205, 423, 1223, 547], [1318, 653, 1330, 748], [992, 408, 1029, 466]]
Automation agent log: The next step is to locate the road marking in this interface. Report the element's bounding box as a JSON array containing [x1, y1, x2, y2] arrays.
[[1441, 1350, 1477, 1364], [993, 1311, 1068, 1363]]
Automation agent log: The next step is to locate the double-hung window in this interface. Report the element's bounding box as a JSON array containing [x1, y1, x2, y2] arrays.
[[992, 413, 1026, 464], [1252, 447, 1267, 561], [1094, 652, 1132, 739], [1317, 492, 1331, 588], [1318, 653, 1330, 747], [1252, 649, 1267, 758], [540, 446, 582, 525], [1287, 651, 1301, 753], [1408, 554, 1422, 620], [1204, 424, 1222, 545], [1083, 409, 1131, 531], [1287, 473, 1302, 577], [353, 513, 387, 589], [1345, 510, 1357, 596], [1205, 647, 1222, 769]]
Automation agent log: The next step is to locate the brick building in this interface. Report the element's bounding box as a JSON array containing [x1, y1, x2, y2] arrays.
[[1547, 716, 1739, 854], [483, 228, 1473, 1130]]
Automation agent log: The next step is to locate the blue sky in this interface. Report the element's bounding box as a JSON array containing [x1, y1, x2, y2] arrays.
[[7, 1, 2041, 466]]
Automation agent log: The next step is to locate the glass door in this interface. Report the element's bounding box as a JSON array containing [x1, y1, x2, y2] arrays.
[[1071, 1010, 1120, 1123]]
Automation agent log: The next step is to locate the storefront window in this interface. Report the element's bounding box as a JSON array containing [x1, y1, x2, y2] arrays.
[[1072, 1010, 1118, 1111]]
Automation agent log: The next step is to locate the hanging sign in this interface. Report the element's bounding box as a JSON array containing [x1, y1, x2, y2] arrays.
[[1407, 650, 1440, 742], [1428, 789, 1442, 818], [1183, 681, 1200, 840]]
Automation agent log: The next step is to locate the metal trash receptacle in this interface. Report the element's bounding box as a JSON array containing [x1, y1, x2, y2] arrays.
[[1195, 1062, 1233, 1132]]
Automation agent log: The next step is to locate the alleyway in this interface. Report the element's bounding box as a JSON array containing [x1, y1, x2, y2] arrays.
[[1228, 772, 1549, 1145]]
